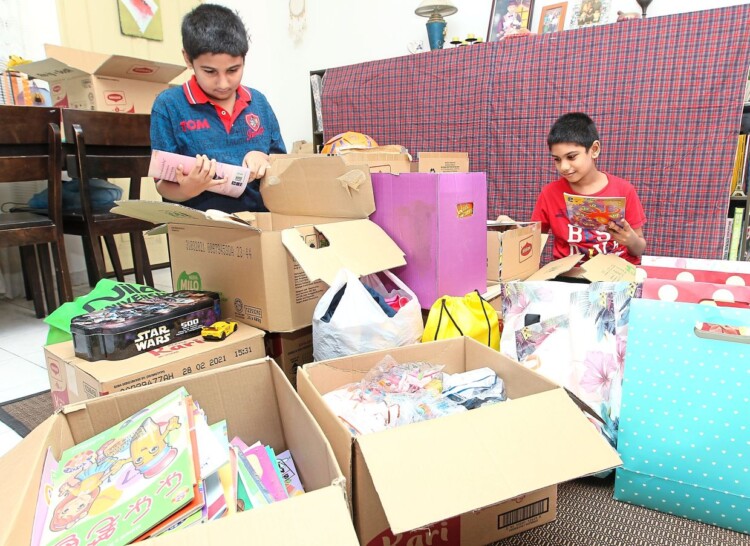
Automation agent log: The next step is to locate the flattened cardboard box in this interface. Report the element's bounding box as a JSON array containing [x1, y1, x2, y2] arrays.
[[113, 155, 406, 332], [527, 253, 636, 282], [0, 358, 359, 546], [21, 44, 185, 113], [298, 337, 621, 546], [45, 324, 265, 410]]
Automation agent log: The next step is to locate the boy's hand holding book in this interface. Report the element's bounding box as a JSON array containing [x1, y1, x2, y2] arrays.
[[607, 218, 637, 245]]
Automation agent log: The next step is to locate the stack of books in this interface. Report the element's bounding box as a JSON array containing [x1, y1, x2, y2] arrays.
[[32, 388, 305, 545]]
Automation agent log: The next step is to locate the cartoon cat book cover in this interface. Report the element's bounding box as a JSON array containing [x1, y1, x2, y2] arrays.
[[563, 193, 626, 230], [40, 388, 198, 546]]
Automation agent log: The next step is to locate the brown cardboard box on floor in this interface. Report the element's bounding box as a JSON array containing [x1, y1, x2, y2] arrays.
[[297, 337, 621, 545], [20, 44, 185, 113], [264, 326, 313, 387], [45, 323, 265, 410], [112, 155, 406, 332], [0, 358, 359, 546]]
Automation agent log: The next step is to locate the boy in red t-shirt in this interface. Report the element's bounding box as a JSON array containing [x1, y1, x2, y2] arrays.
[[531, 113, 647, 264]]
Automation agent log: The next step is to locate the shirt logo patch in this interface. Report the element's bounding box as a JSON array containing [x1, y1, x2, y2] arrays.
[[245, 113, 265, 140], [180, 119, 210, 132]]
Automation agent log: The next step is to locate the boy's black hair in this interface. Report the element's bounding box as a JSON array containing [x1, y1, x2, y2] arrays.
[[547, 112, 600, 150], [182, 4, 248, 61]]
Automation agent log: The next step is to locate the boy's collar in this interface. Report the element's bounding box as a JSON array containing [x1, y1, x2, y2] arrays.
[[183, 75, 252, 105]]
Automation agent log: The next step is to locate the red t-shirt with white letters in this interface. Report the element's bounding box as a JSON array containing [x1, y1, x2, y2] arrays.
[[531, 173, 646, 264]]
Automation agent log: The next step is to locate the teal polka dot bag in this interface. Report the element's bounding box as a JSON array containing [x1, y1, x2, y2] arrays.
[[614, 298, 750, 534]]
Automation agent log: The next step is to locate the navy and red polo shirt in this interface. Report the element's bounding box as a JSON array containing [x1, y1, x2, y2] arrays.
[[150, 76, 286, 212]]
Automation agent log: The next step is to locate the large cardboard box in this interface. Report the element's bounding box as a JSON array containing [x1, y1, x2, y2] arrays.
[[113, 155, 406, 332], [298, 337, 621, 545], [265, 326, 313, 387], [45, 323, 266, 410], [20, 44, 185, 113], [0, 358, 359, 546], [370, 172, 488, 308]]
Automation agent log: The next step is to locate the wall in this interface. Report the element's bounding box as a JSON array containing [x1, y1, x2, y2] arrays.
[[53, 0, 199, 77], [219, 0, 750, 151], [8, 0, 750, 151]]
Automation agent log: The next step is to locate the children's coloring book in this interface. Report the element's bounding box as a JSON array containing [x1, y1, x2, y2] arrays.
[[564, 193, 626, 230], [277, 450, 305, 498], [40, 388, 196, 546], [133, 396, 205, 541]]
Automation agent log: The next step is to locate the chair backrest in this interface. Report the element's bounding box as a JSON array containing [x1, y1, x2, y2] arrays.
[[60, 109, 152, 213], [0, 105, 63, 222]]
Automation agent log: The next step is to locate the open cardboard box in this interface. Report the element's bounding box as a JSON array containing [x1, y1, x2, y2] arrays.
[[20, 44, 185, 113], [297, 337, 621, 545], [487, 221, 545, 282], [113, 155, 406, 332], [45, 324, 266, 410], [0, 358, 359, 546]]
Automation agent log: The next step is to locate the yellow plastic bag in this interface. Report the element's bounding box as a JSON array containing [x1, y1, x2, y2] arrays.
[[422, 290, 500, 349]]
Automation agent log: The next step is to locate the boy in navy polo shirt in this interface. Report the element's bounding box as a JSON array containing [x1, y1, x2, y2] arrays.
[[150, 4, 286, 213]]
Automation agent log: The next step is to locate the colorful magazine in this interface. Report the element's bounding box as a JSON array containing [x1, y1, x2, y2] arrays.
[[232, 438, 288, 502], [563, 193, 626, 230], [232, 445, 272, 511], [40, 388, 197, 546]]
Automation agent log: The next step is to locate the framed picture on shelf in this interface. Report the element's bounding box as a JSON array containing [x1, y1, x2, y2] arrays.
[[537, 2, 568, 34], [567, 0, 611, 29], [487, 0, 535, 42]]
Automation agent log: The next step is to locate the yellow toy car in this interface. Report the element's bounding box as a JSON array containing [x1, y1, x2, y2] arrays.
[[201, 320, 238, 341]]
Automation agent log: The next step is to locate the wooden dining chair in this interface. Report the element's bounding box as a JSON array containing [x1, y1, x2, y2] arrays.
[[60, 109, 157, 287], [0, 105, 73, 317]]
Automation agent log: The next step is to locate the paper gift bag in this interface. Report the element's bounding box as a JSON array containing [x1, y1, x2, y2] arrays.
[[641, 255, 750, 274], [615, 298, 750, 534], [636, 265, 750, 285], [642, 278, 750, 306]]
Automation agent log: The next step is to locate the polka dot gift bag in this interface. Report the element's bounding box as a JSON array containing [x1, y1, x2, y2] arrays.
[[614, 298, 750, 534]]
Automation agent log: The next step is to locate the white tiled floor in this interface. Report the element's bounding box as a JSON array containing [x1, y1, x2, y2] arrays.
[[0, 268, 173, 456]]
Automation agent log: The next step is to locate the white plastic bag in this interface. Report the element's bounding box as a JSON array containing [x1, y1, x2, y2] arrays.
[[313, 269, 424, 361]]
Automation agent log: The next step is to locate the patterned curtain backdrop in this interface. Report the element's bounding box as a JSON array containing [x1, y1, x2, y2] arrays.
[[321, 5, 750, 260]]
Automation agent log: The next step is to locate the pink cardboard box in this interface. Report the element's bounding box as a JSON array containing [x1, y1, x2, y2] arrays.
[[370, 172, 488, 308]]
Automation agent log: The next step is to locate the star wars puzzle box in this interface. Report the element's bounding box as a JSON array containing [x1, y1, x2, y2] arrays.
[[69, 291, 221, 361]]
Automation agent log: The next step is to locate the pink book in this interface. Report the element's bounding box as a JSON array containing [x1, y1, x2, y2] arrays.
[[230, 438, 288, 502], [148, 149, 251, 198], [31, 448, 58, 546]]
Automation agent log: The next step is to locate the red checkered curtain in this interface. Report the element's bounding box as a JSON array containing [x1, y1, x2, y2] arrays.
[[322, 5, 750, 259]]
